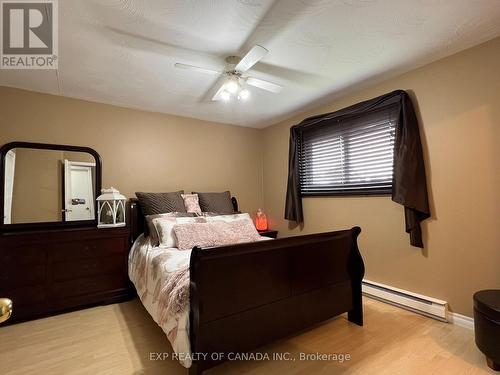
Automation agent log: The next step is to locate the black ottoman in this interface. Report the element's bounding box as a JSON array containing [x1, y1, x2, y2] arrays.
[[474, 290, 500, 371]]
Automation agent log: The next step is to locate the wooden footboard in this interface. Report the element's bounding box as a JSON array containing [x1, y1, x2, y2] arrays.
[[189, 227, 364, 374]]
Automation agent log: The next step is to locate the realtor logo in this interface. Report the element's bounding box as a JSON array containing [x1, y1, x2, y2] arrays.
[[1, 0, 58, 69]]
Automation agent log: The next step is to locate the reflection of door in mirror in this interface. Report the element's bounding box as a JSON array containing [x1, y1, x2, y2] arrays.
[[63, 160, 96, 221], [3, 150, 16, 224]]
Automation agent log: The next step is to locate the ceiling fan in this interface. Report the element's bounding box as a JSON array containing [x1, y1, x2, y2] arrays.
[[174, 45, 283, 102]]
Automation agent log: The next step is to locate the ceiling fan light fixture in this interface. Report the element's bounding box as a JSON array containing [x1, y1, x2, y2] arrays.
[[220, 90, 231, 101], [238, 89, 250, 100], [225, 79, 239, 94]]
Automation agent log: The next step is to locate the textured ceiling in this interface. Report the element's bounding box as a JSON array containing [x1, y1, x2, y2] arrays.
[[1, 0, 500, 128]]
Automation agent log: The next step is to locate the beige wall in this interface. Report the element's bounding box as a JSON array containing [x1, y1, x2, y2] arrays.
[[1, 38, 498, 317], [0, 87, 264, 218], [262, 37, 500, 316]]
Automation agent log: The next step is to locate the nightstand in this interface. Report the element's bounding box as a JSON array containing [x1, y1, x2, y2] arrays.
[[258, 230, 278, 239]]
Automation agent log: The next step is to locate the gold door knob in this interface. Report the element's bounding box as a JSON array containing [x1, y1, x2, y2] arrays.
[[0, 298, 13, 324]]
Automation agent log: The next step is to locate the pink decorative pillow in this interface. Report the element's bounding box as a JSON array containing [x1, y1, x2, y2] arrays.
[[181, 194, 202, 214], [227, 218, 261, 242], [173, 219, 261, 250]]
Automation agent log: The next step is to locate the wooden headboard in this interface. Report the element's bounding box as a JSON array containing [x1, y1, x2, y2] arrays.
[[128, 196, 239, 243]]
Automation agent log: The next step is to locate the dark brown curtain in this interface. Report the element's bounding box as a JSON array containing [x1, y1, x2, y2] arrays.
[[285, 90, 430, 248]]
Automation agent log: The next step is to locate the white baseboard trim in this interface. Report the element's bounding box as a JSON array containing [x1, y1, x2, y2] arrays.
[[447, 312, 474, 330]]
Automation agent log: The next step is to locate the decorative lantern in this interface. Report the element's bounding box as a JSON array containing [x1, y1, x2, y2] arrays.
[[255, 208, 268, 231], [97, 187, 126, 228]]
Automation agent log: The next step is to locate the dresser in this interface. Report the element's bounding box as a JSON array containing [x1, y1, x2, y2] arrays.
[[0, 226, 134, 324]]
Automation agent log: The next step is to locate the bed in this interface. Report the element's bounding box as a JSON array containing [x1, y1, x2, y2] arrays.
[[128, 198, 365, 375]]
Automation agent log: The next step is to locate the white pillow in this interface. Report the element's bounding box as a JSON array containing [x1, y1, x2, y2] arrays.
[[205, 213, 252, 223], [152, 216, 206, 248]]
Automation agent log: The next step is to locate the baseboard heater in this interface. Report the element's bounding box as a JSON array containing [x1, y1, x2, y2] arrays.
[[362, 279, 448, 322]]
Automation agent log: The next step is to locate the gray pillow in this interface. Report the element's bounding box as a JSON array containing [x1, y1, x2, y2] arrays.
[[135, 191, 186, 216], [193, 191, 235, 214]]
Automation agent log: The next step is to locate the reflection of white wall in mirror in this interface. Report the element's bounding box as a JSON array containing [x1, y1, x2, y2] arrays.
[[63, 160, 96, 221], [3, 150, 16, 224]]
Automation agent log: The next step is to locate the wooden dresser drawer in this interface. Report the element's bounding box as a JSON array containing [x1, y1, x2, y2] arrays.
[[50, 274, 127, 299], [52, 255, 125, 281], [51, 237, 127, 262], [0, 285, 45, 307], [0, 264, 45, 288], [0, 246, 46, 265]]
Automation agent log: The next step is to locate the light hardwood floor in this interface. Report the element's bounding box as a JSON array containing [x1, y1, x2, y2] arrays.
[[0, 297, 492, 375]]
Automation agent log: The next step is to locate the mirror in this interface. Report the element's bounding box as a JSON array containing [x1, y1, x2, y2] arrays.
[[1, 142, 102, 228]]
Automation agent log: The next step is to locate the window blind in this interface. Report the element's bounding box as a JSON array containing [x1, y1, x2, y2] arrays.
[[299, 105, 399, 195]]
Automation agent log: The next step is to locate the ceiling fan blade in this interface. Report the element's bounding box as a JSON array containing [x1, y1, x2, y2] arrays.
[[174, 63, 222, 76], [234, 45, 268, 72], [211, 80, 228, 101], [246, 77, 283, 94]]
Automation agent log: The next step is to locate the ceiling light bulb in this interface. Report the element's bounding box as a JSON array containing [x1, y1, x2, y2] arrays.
[[220, 90, 231, 101], [225, 80, 239, 94], [239, 89, 250, 100]]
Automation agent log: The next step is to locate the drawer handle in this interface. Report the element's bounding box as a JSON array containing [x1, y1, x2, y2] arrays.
[[0, 298, 13, 324]]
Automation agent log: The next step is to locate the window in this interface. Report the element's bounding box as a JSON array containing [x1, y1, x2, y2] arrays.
[[299, 104, 399, 195]]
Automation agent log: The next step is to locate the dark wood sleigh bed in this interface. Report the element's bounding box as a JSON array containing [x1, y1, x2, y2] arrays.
[[129, 198, 365, 375]]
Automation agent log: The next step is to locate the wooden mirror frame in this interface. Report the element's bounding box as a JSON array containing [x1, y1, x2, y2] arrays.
[[0, 142, 102, 233]]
